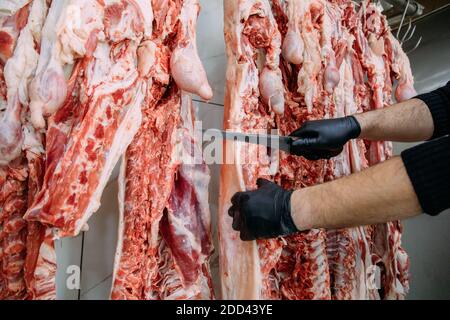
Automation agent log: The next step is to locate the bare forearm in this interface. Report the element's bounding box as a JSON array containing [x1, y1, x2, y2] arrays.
[[291, 157, 422, 230], [354, 99, 434, 142]]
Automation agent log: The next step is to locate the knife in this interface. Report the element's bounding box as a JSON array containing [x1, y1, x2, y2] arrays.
[[202, 129, 293, 154]]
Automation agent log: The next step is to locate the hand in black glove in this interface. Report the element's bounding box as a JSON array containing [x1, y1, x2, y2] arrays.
[[289, 116, 361, 160], [228, 178, 298, 241]]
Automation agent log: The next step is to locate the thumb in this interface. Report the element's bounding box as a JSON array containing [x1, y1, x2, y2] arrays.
[[231, 192, 249, 206], [256, 178, 272, 188], [328, 147, 344, 158]]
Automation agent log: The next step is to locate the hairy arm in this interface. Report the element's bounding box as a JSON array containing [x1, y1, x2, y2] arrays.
[[290, 156, 422, 230], [355, 98, 434, 142]]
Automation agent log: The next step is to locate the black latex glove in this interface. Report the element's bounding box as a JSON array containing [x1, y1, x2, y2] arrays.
[[228, 178, 298, 241], [289, 116, 361, 160]]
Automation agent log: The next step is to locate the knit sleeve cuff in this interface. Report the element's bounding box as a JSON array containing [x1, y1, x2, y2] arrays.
[[415, 82, 450, 139], [401, 136, 450, 216]]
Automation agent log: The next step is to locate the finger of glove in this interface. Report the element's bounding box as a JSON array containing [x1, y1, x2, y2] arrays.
[[256, 178, 272, 188], [290, 140, 320, 157], [230, 192, 248, 206], [313, 150, 336, 160], [289, 144, 305, 156], [231, 209, 242, 231], [291, 137, 319, 149], [325, 147, 344, 158], [228, 204, 237, 218], [240, 230, 256, 241], [301, 150, 321, 160], [238, 208, 251, 239], [313, 147, 344, 159]]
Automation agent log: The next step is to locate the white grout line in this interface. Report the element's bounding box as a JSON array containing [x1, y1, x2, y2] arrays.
[[80, 274, 113, 299], [77, 232, 85, 300], [192, 99, 224, 107], [199, 53, 226, 60]]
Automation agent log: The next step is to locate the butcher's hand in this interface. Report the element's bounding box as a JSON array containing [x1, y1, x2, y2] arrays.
[[228, 179, 298, 241], [289, 116, 361, 160]]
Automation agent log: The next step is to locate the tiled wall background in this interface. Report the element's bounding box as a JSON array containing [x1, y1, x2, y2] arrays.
[[55, 1, 450, 299]]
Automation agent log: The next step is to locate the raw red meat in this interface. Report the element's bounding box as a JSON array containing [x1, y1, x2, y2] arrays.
[[0, 0, 56, 300], [112, 91, 214, 300], [0, 0, 213, 300], [25, 1, 148, 237], [0, 158, 29, 299], [111, 0, 214, 300], [0, 3, 30, 64]]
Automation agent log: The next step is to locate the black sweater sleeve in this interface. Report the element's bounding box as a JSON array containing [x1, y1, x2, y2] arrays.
[[401, 81, 450, 216], [415, 81, 450, 139], [402, 136, 450, 215]]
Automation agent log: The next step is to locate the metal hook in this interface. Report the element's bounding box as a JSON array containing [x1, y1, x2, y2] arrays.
[[396, 0, 410, 39], [402, 23, 416, 44], [406, 36, 422, 54], [400, 19, 412, 44], [393, 0, 421, 54]]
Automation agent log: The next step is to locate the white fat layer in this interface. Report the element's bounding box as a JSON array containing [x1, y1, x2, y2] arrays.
[[221, 0, 283, 299], [0, 0, 48, 166], [22, 123, 44, 154], [0, 0, 31, 17], [103, 0, 150, 42], [57, 0, 105, 65], [166, 212, 202, 257], [35, 0, 69, 77], [135, 0, 153, 38], [31, 229, 57, 300], [4, 0, 48, 104]]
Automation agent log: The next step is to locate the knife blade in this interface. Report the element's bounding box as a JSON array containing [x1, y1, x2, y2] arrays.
[[202, 129, 293, 154]]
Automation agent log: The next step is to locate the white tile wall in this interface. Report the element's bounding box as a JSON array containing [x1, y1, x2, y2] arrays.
[[197, 0, 225, 60], [79, 180, 119, 299], [80, 276, 112, 300], [195, 54, 227, 105], [55, 182, 118, 299], [55, 237, 83, 300], [194, 99, 225, 297], [190, 2, 226, 297], [55, 0, 227, 299], [194, 0, 227, 105]]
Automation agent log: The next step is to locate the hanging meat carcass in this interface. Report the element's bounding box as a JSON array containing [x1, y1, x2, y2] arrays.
[[25, 0, 213, 239], [1, 0, 214, 300], [220, 0, 410, 300], [220, 0, 331, 300], [24, 0, 138, 237], [111, 0, 214, 300], [0, 0, 56, 300]]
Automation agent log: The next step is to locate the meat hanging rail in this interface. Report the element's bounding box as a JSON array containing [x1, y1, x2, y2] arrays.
[[219, 0, 412, 300]]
